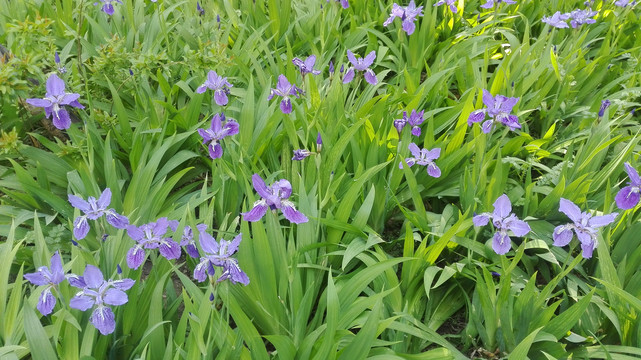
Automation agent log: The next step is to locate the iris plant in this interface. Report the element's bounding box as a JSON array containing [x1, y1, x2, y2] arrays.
[[394, 109, 424, 136], [197, 113, 239, 159], [24, 252, 65, 316], [473, 194, 531, 255], [95, 0, 122, 15], [126, 218, 181, 269], [68, 188, 129, 240], [268, 75, 302, 114], [552, 198, 618, 258], [343, 50, 378, 85], [193, 224, 249, 285], [383, 1, 424, 35], [196, 70, 233, 106], [468, 89, 521, 133], [292, 55, 321, 77], [399, 143, 442, 178]]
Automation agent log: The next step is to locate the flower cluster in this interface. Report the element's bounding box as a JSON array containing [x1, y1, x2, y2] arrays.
[[69, 188, 129, 240], [383, 1, 424, 36], [26, 74, 84, 130], [394, 109, 424, 136], [468, 89, 521, 133], [542, 8, 597, 28]]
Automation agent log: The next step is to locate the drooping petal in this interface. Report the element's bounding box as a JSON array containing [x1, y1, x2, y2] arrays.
[[492, 194, 512, 219], [214, 89, 228, 106], [26, 98, 53, 108], [104, 288, 128, 306], [342, 68, 355, 83], [402, 19, 416, 35], [558, 198, 583, 224], [126, 225, 144, 242], [615, 186, 640, 210], [218, 259, 250, 285], [37, 287, 57, 316], [185, 244, 200, 258], [473, 213, 491, 227], [411, 126, 421, 137], [58, 93, 81, 106], [467, 109, 486, 125], [70, 295, 95, 311], [105, 211, 129, 229], [363, 69, 378, 85], [90, 306, 116, 335], [66, 274, 86, 288], [111, 279, 135, 291], [425, 148, 441, 161], [579, 239, 597, 259], [507, 218, 531, 237], [274, 179, 292, 199], [502, 114, 521, 131], [427, 163, 441, 178], [159, 240, 181, 260], [73, 216, 90, 240], [588, 213, 618, 228], [280, 98, 292, 114], [242, 202, 269, 222], [208, 142, 223, 159], [126, 247, 145, 270], [83, 265, 104, 289], [281, 202, 309, 224], [481, 120, 494, 133], [223, 120, 240, 136], [625, 162, 641, 185], [499, 96, 519, 114], [196, 85, 207, 94], [102, 4, 115, 16], [52, 108, 71, 130], [492, 232, 512, 255], [552, 225, 574, 247]]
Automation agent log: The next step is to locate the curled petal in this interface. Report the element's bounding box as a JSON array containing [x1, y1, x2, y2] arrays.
[[90, 306, 116, 335], [492, 232, 511, 255], [580, 239, 597, 259], [481, 120, 494, 134], [193, 259, 210, 282], [615, 186, 640, 210]]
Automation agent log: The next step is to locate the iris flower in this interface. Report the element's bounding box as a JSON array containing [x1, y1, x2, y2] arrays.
[[399, 143, 442, 178], [292, 55, 322, 77], [473, 194, 531, 255], [468, 89, 521, 133], [197, 113, 239, 159], [125, 218, 181, 269], [26, 74, 84, 130], [95, 0, 122, 15], [615, 163, 641, 210], [193, 224, 249, 285], [268, 75, 302, 114], [343, 50, 378, 85], [68, 188, 129, 240], [242, 174, 308, 224], [196, 70, 233, 106], [434, 0, 457, 13], [383, 1, 424, 35], [24, 251, 65, 316]]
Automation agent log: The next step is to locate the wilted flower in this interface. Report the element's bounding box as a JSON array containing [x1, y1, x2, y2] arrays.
[[292, 149, 313, 161], [24, 251, 65, 316], [480, 0, 517, 8], [242, 174, 308, 223], [615, 163, 641, 210], [468, 89, 521, 133], [567, 8, 597, 28], [542, 11, 570, 28], [180, 226, 200, 258], [68, 188, 129, 240], [95, 0, 122, 15], [434, 0, 457, 13], [598, 99, 611, 117], [399, 143, 441, 178], [343, 50, 377, 85], [473, 194, 531, 255], [197, 113, 239, 159], [68, 265, 134, 335], [292, 55, 321, 77], [193, 224, 249, 285], [552, 198, 618, 258], [125, 218, 181, 269], [268, 75, 302, 114], [383, 1, 424, 35], [26, 74, 84, 130], [196, 70, 233, 106]]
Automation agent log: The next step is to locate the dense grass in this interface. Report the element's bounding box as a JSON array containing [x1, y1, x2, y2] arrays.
[[1, 0, 641, 359]]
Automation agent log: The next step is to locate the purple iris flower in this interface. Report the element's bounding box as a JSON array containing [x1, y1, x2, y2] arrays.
[[68, 188, 129, 240], [197, 1, 205, 15], [196, 70, 233, 106], [94, 0, 122, 15], [327, 0, 349, 9], [242, 174, 308, 224], [197, 113, 239, 159], [399, 143, 441, 178], [316, 132, 323, 152], [268, 75, 302, 114], [468, 89, 521, 133], [193, 224, 249, 285], [329, 61, 335, 74], [180, 226, 200, 258], [395, 109, 424, 136], [54, 52, 67, 74], [567, 9, 597, 28], [473, 194, 531, 255], [434, 0, 457, 13], [552, 198, 618, 259], [292, 149, 313, 161], [542, 11, 570, 28], [615, 0, 636, 7], [383, 1, 424, 35], [480, 0, 517, 8], [125, 218, 181, 269], [24, 251, 65, 316], [292, 55, 321, 77], [26, 74, 84, 130], [598, 99, 611, 117], [615, 163, 641, 210], [343, 50, 377, 85], [68, 265, 134, 335]]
